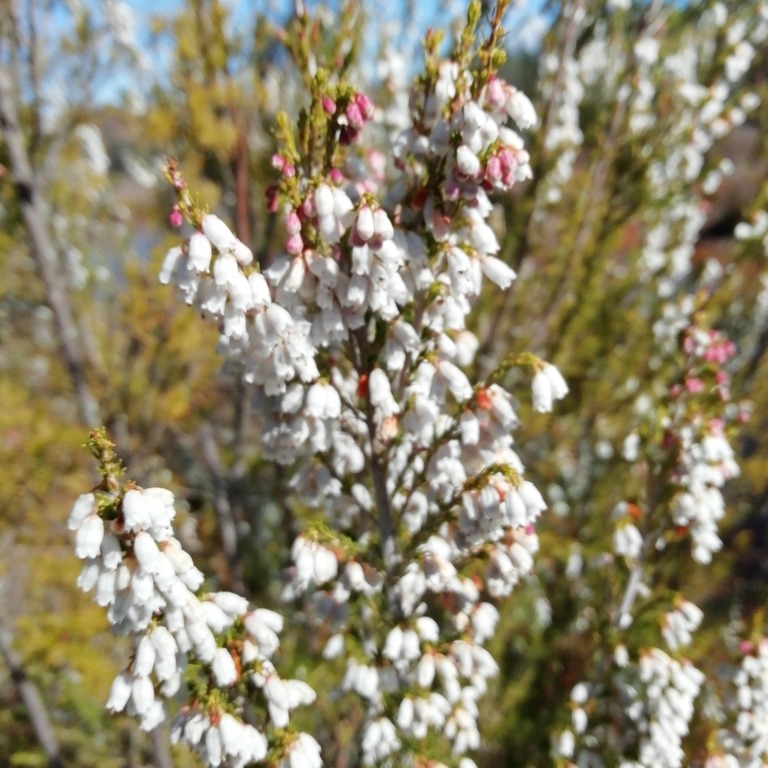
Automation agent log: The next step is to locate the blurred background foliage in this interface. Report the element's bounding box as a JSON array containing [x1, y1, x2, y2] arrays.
[[1, 0, 767, 766]]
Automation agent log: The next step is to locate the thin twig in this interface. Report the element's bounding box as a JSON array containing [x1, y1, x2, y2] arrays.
[[0, 68, 101, 427], [0, 627, 64, 768], [200, 422, 247, 595]]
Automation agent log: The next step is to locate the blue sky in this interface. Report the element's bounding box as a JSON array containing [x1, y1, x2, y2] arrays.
[[43, 0, 550, 107]]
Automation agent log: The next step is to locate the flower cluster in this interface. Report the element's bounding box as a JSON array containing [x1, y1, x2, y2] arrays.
[[556, 296, 745, 765], [626, 649, 705, 768], [707, 638, 768, 766], [148, 4, 568, 765], [556, 649, 705, 768], [69, 431, 320, 767]]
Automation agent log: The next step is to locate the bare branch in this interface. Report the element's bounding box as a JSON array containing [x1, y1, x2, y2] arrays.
[[0, 67, 101, 428], [148, 725, 174, 768], [200, 422, 247, 595], [0, 627, 64, 768]]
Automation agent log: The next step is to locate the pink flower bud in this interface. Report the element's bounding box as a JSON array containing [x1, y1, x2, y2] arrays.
[[355, 92, 374, 120], [285, 210, 302, 235], [485, 155, 502, 183], [346, 101, 365, 129], [286, 233, 304, 255], [485, 76, 506, 109], [300, 195, 315, 218], [322, 96, 337, 115], [169, 207, 183, 228]]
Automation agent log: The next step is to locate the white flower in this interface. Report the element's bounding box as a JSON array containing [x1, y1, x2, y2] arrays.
[[107, 672, 132, 713], [202, 214, 235, 251], [438, 360, 473, 402], [314, 184, 334, 217], [362, 717, 400, 765], [132, 531, 163, 574], [481, 256, 516, 289], [75, 515, 104, 559], [68, 493, 96, 530], [505, 88, 537, 129], [614, 523, 643, 560], [355, 206, 375, 241], [188, 232, 212, 272], [122, 489, 151, 531], [662, 600, 703, 650], [373, 208, 394, 240], [544, 363, 568, 400], [531, 369, 552, 413], [531, 363, 568, 412], [244, 609, 282, 659], [212, 647, 238, 686], [457, 145, 481, 177], [278, 733, 322, 768], [133, 634, 156, 677], [130, 674, 155, 715]]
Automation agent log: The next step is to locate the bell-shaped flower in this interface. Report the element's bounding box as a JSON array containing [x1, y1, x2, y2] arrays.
[[133, 634, 156, 677], [130, 674, 155, 715], [133, 531, 163, 574], [355, 206, 375, 242], [212, 647, 238, 686], [202, 214, 235, 251], [278, 732, 322, 768], [188, 233, 212, 273], [75, 514, 104, 559], [69, 493, 96, 530], [106, 672, 132, 713]]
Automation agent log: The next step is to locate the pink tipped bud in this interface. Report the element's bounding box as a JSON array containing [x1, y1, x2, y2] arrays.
[[322, 96, 337, 115], [485, 155, 502, 183], [485, 76, 506, 109], [285, 210, 302, 235], [355, 92, 374, 120], [286, 232, 304, 255], [346, 101, 365, 129], [300, 196, 315, 218], [169, 207, 183, 228]]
